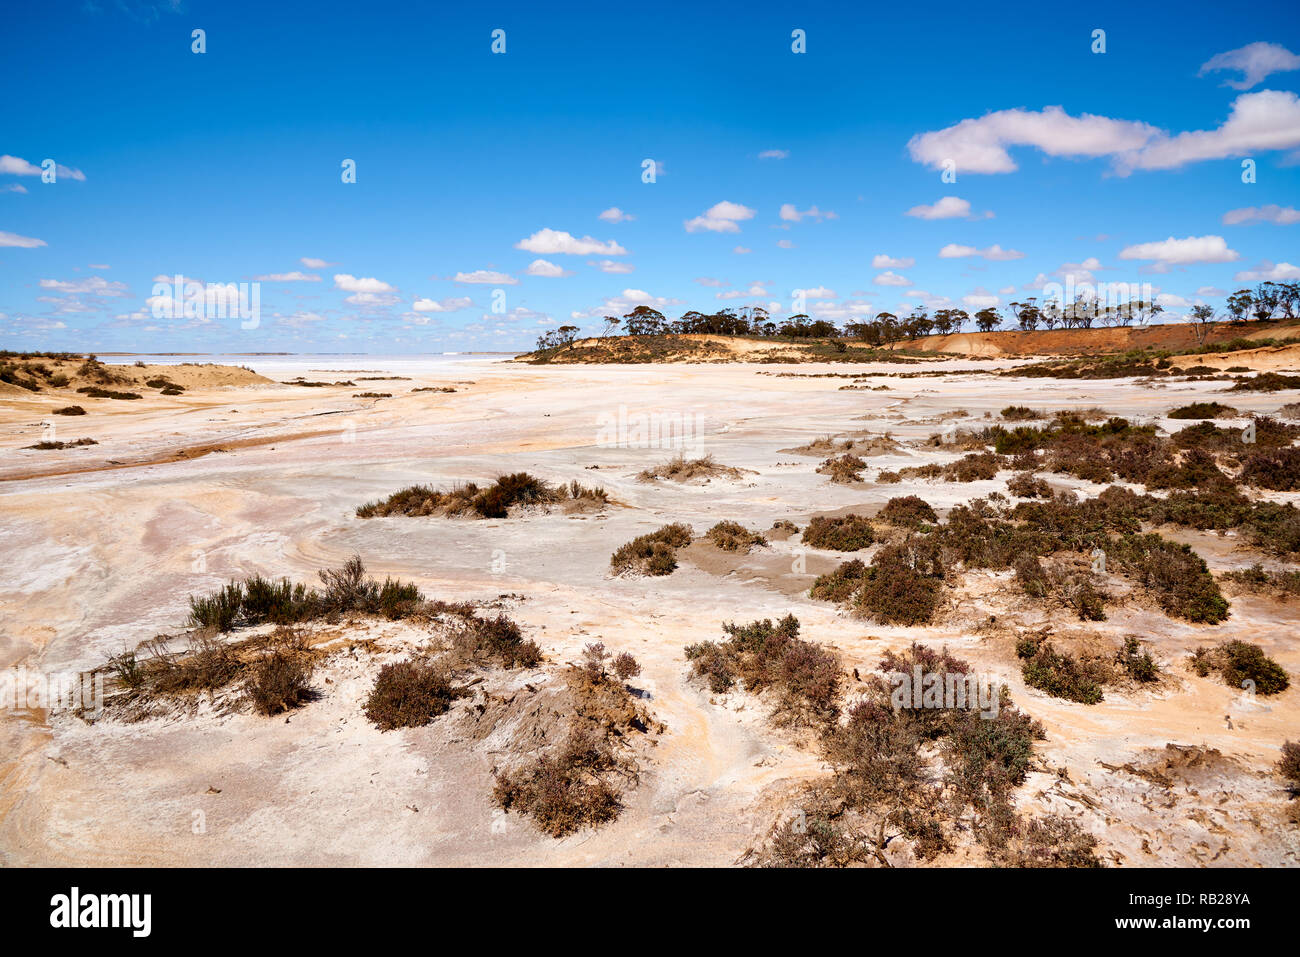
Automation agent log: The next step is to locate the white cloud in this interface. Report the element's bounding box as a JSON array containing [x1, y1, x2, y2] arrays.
[[598, 207, 635, 223], [334, 274, 395, 293], [939, 243, 1024, 260], [1124, 90, 1300, 172], [962, 288, 1000, 309], [693, 277, 728, 287], [1233, 260, 1300, 281], [904, 196, 988, 220], [1223, 204, 1300, 225], [592, 259, 634, 274], [907, 106, 1158, 174], [874, 271, 912, 286], [0, 154, 85, 180], [0, 230, 46, 248], [779, 203, 837, 222], [684, 200, 756, 233], [255, 271, 320, 282], [2, 183, 27, 193], [1196, 286, 1226, 297], [300, 257, 333, 268], [412, 296, 473, 313], [1118, 235, 1239, 265], [758, 149, 789, 160], [523, 259, 571, 278], [515, 228, 627, 255], [1199, 42, 1300, 90], [733, 245, 751, 254], [1156, 293, 1190, 308], [798, 286, 837, 299], [570, 288, 683, 320], [453, 270, 518, 285], [39, 276, 128, 295], [717, 282, 770, 300], [872, 254, 915, 269], [776, 239, 795, 249], [89, 263, 110, 269]]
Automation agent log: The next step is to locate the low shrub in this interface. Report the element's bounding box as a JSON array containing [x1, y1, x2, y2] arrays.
[[705, 521, 768, 552], [1168, 401, 1236, 419], [853, 538, 946, 626], [802, 514, 875, 551], [610, 523, 693, 576], [1018, 637, 1105, 705], [53, 405, 86, 415], [246, 647, 314, 715], [817, 453, 867, 484], [877, 495, 938, 528], [686, 614, 840, 724], [1191, 640, 1289, 695], [364, 659, 462, 730], [1007, 471, 1051, 498], [492, 726, 623, 836]]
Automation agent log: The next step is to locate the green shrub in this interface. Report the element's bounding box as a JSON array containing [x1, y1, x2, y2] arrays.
[[877, 495, 938, 528], [1168, 402, 1236, 419], [802, 514, 874, 551], [1191, 640, 1289, 695], [610, 523, 693, 575], [1020, 639, 1105, 705]]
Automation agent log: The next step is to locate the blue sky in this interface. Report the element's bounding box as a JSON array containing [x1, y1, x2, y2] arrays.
[[2, 0, 1298, 353]]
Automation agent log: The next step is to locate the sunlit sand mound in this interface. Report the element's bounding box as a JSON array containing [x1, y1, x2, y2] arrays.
[[911, 319, 1300, 358]]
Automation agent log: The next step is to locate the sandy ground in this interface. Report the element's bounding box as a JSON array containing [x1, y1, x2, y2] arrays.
[[0, 355, 1297, 866]]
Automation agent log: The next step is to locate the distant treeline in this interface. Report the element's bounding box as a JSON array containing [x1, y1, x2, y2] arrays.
[[535, 280, 1300, 351]]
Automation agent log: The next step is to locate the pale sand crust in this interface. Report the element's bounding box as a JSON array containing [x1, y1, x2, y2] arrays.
[[0, 356, 1297, 866]]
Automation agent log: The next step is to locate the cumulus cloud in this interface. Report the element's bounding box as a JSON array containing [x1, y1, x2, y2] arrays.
[[515, 228, 627, 255], [598, 207, 634, 223], [1199, 42, 1300, 90], [39, 276, 128, 295], [693, 277, 728, 287], [733, 246, 751, 254], [0, 230, 46, 248], [1123, 90, 1300, 172], [717, 282, 770, 300], [797, 286, 837, 299], [684, 200, 756, 233], [939, 243, 1024, 260], [570, 288, 683, 320], [779, 203, 837, 222], [1118, 235, 1240, 265], [412, 296, 474, 313], [524, 259, 571, 277], [905, 196, 990, 220], [592, 259, 634, 274], [776, 239, 795, 249], [872, 254, 915, 269], [1233, 260, 1300, 281], [874, 271, 912, 286], [962, 287, 1000, 309], [334, 274, 395, 293], [453, 270, 518, 285], [300, 257, 334, 268], [1222, 204, 1300, 225], [0, 154, 86, 180], [907, 106, 1158, 174]]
